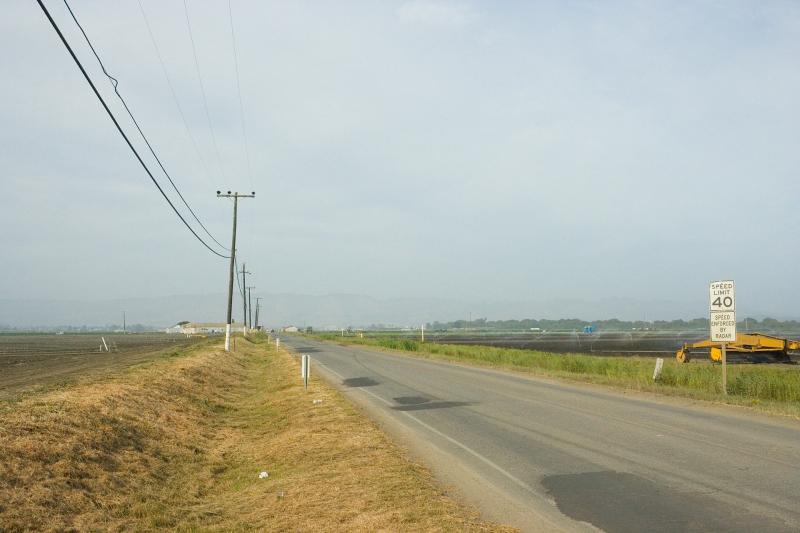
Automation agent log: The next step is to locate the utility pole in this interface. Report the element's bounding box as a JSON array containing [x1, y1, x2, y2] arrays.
[[255, 297, 262, 330], [218, 190, 255, 352], [247, 286, 255, 330], [239, 263, 251, 336]]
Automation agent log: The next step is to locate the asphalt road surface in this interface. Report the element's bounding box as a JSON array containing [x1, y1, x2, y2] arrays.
[[283, 336, 800, 533]]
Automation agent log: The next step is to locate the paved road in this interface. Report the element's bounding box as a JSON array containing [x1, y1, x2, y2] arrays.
[[283, 336, 800, 532]]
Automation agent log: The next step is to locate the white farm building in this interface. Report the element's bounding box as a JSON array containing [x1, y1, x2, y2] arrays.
[[166, 322, 245, 335]]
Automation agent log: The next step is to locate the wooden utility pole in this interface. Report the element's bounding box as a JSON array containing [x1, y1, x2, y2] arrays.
[[240, 263, 251, 336], [247, 286, 255, 330], [255, 297, 262, 330], [218, 190, 255, 352]]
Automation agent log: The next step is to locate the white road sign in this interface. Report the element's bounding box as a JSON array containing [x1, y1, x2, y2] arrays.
[[709, 280, 735, 312], [709, 280, 736, 342]]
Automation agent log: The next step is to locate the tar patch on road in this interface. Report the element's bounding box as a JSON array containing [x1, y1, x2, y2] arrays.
[[542, 471, 792, 533], [391, 396, 471, 411], [394, 396, 430, 405], [342, 377, 380, 387]]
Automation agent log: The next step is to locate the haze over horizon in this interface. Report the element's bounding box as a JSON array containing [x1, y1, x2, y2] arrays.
[[1, 291, 797, 330], [2, 1, 799, 318]]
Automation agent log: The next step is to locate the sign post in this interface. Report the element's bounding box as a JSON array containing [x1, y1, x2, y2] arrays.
[[709, 280, 735, 394]]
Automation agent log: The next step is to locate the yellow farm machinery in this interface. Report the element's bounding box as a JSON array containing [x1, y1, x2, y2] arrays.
[[676, 333, 800, 364]]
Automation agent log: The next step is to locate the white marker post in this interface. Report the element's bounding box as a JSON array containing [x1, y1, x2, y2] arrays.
[[421, 323, 425, 343], [653, 358, 664, 381], [301, 354, 310, 390], [709, 280, 736, 394], [101, 337, 109, 352]]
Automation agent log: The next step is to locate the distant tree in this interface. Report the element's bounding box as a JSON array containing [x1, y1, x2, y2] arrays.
[[761, 317, 781, 331]]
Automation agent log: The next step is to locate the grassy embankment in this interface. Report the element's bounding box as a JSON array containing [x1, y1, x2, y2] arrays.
[[311, 334, 800, 417], [0, 335, 513, 532]]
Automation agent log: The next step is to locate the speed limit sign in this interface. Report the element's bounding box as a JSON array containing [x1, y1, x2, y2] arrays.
[[709, 280, 736, 342], [710, 281, 735, 312]]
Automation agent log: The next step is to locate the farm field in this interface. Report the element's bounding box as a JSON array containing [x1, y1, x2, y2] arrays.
[[0, 333, 205, 397], [424, 331, 702, 356], [360, 330, 800, 361]]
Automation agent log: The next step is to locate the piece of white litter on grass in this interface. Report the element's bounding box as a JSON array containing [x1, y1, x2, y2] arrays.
[[313, 399, 323, 405], [259, 471, 269, 479]]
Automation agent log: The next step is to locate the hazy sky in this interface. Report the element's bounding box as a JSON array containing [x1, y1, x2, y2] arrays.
[[2, 0, 799, 317]]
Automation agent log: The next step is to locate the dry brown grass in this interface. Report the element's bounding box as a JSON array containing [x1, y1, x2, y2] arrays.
[[0, 336, 514, 532]]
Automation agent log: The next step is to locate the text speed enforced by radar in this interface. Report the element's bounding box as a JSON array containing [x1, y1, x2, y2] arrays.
[[709, 280, 736, 342]]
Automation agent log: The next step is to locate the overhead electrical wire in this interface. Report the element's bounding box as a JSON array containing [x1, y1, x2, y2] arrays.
[[226, 0, 257, 270], [231, 198, 248, 302], [62, 0, 229, 253], [136, 0, 214, 187], [182, 0, 229, 184], [227, 0, 254, 190], [35, 0, 229, 259], [234, 257, 245, 299]]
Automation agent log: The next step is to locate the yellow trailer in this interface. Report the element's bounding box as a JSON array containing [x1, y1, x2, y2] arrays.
[[676, 333, 800, 363]]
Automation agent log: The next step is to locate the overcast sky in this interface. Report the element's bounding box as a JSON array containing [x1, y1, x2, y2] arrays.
[[1, 0, 799, 318]]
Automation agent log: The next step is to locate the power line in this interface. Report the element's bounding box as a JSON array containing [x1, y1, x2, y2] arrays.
[[35, 0, 229, 259], [232, 200, 250, 302], [227, 0, 254, 190], [235, 257, 245, 299], [62, 0, 228, 253], [226, 2, 257, 260], [182, 0, 228, 185], [136, 0, 214, 186]]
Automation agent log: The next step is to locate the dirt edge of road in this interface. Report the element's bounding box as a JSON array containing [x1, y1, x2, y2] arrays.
[[0, 337, 515, 532]]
